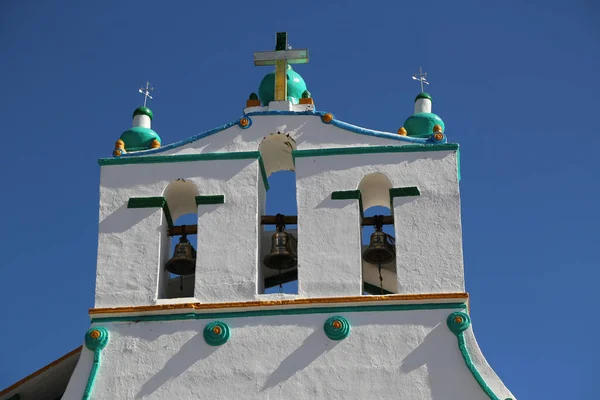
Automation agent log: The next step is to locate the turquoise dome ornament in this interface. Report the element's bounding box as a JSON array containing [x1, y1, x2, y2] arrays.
[[403, 92, 446, 138], [119, 107, 161, 151], [403, 113, 445, 138], [258, 64, 307, 105]]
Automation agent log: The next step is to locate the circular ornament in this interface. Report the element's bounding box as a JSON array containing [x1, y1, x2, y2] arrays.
[[85, 327, 109, 351], [113, 149, 122, 157], [446, 311, 471, 335], [324, 316, 350, 340], [238, 117, 252, 129], [321, 113, 334, 124], [433, 132, 444, 141], [151, 139, 161, 149], [115, 139, 125, 149], [433, 124, 443, 133], [204, 321, 230, 346], [398, 127, 407, 136]]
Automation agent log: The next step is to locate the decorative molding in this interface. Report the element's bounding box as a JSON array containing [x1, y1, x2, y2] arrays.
[[293, 143, 458, 159], [446, 312, 508, 400], [195, 195, 225, 205], [127, 196, 174, 228], [238, 116, 252, 129], [89, 293, 468, 315], [323, 316, 350, 340], [83, 327, 109, 400], [203, 321, 231, 346], [101, 111, 448, 161], [99, 150, 261, 166], [91, 302, 467, 324]]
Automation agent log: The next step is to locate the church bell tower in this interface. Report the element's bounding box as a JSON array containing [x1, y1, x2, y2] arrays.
[[60, 33, 516, 400]]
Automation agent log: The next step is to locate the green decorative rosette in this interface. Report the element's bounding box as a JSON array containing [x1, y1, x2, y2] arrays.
[[85, 327, 109, 351], [323, 316, 350, 341], [446, 311, 471, 336], [203, 321, 231, 346]]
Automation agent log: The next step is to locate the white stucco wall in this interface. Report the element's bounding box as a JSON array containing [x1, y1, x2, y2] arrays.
[[295, 150, 463, 296], [96, 158, 262, 308], [62, 308, 513, 400]]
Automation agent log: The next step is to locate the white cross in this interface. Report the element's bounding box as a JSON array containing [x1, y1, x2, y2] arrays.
[[138, 81, 154, 107], [412, 67, 429, 92]]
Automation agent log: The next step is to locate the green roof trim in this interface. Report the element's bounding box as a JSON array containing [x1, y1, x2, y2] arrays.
[[133, 106, 153, 120], [99, 151, 261, 166], [415, 92, 432, 102], [127, 196, 173, 228], [293, 144, 458, 159]]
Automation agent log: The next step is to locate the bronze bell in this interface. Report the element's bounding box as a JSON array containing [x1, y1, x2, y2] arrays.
[[166, 233, 197, 276], [363, 216, 396, 265], [264, 214, 298, 270]]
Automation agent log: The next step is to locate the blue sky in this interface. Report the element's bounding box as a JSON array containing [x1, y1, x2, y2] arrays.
[[0, 1, 598, 398]]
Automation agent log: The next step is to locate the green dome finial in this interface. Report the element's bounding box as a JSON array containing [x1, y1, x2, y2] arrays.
[[118, 107, 161, 152], [133, 106, 153, 120], [415, 92, 432, 102], [258, 64, 308, 106]]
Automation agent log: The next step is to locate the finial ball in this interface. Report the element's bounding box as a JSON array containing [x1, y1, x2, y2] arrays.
[[398, 127, 407, 136]]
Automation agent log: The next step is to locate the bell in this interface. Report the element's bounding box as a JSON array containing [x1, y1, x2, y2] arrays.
[[166, 234, 197, 276], [363, 216, 396, 265], [264, 215, 298, 270]]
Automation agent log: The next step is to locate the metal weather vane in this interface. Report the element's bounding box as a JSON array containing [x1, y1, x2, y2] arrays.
[[139, 81, 154, 107], [412, 67, 429, 92]]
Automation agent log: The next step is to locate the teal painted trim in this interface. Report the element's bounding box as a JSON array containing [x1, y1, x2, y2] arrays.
[[203, 321, 231, 346], [83, 327, 109, 400], [331, 190, 363, 217], [99, 150, 261, 166], [457, 147, 462, 182], [127, 196, 174, 228], [91, 302, 466, 324], [324, 316, 350, 340], [389, 186, 420, 210], [293, 144, 458, 159], [447, 312, 504, 400], [195, 195, 225, 205], [258, 154, 270, 191]]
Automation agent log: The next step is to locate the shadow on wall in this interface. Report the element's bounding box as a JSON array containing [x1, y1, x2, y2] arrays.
[[99, 204, 158, 234], [136, 332, 218, 398], [261, 329, 340, 391], [401, 323, 485, 400]]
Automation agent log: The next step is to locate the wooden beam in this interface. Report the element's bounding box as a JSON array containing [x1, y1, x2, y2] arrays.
[[169, 215, 395, 235]]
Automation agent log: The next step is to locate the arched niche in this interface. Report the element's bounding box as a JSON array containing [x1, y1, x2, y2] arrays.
[[158, 179, 200, 300], [358, 173, 398, 295], [258, 132, 297, 177], [258, 133, 299, 295], [163, 179, 199, 221], [357, 173, 393, 210]]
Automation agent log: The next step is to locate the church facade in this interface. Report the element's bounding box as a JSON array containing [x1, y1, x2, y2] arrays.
[[0, 33, 515, 400]]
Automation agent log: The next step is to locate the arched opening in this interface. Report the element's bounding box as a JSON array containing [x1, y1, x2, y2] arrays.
[[358, 173, 398, 295], [158, 179, 199, 299], [258, 133, 298, 295]]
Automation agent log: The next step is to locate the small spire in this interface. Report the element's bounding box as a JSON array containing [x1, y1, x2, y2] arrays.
[[411, 67, 429, 93], [138, 81, 154, 107]]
